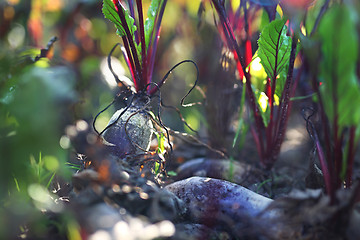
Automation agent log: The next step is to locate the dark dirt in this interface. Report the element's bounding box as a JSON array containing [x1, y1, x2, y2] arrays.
[[23, 102, 360, 240]]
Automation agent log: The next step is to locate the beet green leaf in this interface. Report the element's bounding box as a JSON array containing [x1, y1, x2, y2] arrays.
[[257, 18, 292, 82], [102, 0, 136, 38], [318, 5, 360, 127], [144, 0, 161, 50]]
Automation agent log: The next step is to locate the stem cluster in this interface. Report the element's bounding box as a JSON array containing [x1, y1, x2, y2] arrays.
[[211, 0, 298, 169], [112, 0, 167, 95]]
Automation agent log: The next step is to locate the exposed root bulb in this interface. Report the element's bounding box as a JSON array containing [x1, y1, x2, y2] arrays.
[[101, 106, 153, 158]]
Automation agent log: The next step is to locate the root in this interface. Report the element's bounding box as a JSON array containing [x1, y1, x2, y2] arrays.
[[95, 54, 226, 163], [107, 43, 136, 92], [93, 93, 135, 136], [33, 36, 58, 62], [124, 102, 152, 153], [168, 129, 227, 158]]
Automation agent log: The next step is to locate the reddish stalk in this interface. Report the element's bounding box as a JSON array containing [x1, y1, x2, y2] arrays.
[[148, 0, 167, 94], [345, 127, 356, 187], [211, 0, 301, 168], [135, 0, 148, 89], [312, 78, 333, 165], [265, 78, 273, 161], [265, 23, 288, 164], [250, 125, 263, 159], [212, 2, 264, 159], [122, 36, 136, 87], [269, 34, 298, 167], [111, 0, 167, 95], [114, 1, 142, 88], [314, 132, 335, 202], [127, 1, 138, 44], [313, 80, 337, 200], [333, 115, 345, 190]]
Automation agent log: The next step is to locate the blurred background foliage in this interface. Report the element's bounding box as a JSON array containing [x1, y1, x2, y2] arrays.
[[0, 0, 240, 238]]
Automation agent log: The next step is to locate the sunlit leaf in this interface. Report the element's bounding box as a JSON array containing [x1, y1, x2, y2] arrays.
[[255, 18, 292, 127], [274, 70, 287, 98], [254, 89, 270, 127], [258, 92, 269, 112], [102, 0, 136, 37], [144, 0, 162, 49], [257, 18, 292, 81]]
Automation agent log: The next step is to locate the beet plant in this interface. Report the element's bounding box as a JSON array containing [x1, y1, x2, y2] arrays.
[[302, 3, 360, 203], [210, 0, 299, 169], [98, 0, 186, 159]]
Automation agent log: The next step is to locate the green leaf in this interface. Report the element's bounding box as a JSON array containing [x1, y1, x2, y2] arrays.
[[305, 0, 326, 35], [102, 0, 136, 37], [274, 69, 287, 98], [255, 89, 270, 127], [257, 18, 292, 81], [318, 5, 360, 127], [144, 0, 162, 50], [156, 132, 166, 154]]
